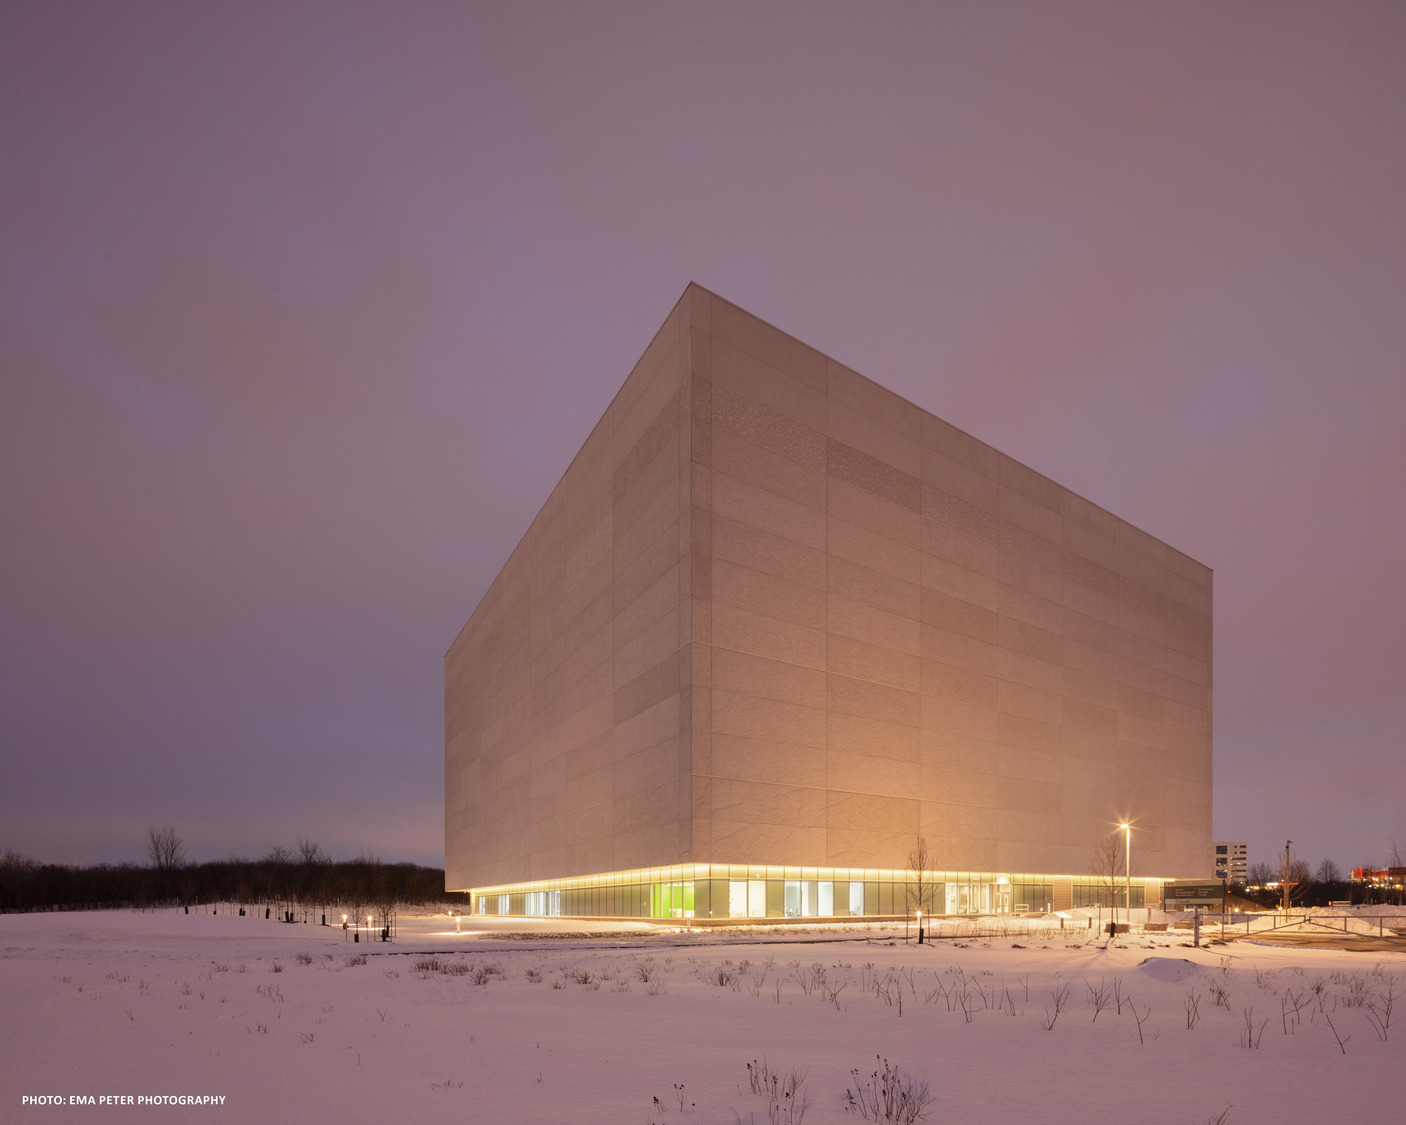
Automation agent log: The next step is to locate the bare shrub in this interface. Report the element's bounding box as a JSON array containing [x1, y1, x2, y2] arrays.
[[1324, 1012, 1351, 1054], [1086, 978, 1111, 1022], [748, 1058, 809, 1125], [823, 978, 849, 1010], [1132, 998, 1152, 1044], [844, 1056, 930, 1124], [792, 962, 826, 996], [1341, 973, 1371, 1008], [1238, 1007, 1267, 1049], [1280, 987, 1308, 1033], [1038, 983, 1071, 1030], [1367, 979, 1397, 1041]]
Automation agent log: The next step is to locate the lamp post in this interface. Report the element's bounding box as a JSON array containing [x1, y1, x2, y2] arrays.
[[1120, 823, 1131, 930]]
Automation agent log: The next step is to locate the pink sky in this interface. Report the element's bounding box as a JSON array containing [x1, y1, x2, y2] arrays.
[[2, 2, 1402, 873]]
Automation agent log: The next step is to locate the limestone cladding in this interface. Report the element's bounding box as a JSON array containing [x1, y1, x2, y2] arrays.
[[446, 284, 1213, 890]]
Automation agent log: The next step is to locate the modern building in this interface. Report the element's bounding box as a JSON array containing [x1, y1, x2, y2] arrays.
[[1213, 841, 1247, 884], [445, 284, 1213, 921]]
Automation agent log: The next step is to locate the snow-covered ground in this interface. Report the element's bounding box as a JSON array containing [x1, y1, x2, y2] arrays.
[[3, 907, 1402, 1124]]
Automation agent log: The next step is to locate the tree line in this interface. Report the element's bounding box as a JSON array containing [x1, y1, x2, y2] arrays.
[[0, 829, 467, 915], [1242, 844, 1406, 908]]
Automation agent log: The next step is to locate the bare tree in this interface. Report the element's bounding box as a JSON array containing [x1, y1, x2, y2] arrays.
[[145, 826, 187, 872], [374, 890, 398, 940], [1088, 832, 1125, 924], [1247, 861, 1274, 887], [296, 836, 328, 865], [1315, 858, 1342, 885], [905, 837, 936, 935], [1277, 841, 1311, 911], [1, 848, 37, 871]]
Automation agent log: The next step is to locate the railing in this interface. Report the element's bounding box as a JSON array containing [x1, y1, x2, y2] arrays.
[[883, 909, 1406, 947], [1188, 910, 1406, 944]]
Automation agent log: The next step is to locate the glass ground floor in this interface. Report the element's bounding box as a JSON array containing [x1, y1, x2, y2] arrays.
[[468, 863, 1156, 922]]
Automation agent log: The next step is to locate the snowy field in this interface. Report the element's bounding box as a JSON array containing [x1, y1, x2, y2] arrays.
[[3, 907, 1402, 1124]]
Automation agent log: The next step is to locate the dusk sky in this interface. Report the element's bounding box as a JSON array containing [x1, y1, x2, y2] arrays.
[[3, 3, 1402, 875]]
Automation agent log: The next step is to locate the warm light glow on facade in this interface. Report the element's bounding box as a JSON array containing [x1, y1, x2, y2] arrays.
[[467, 861, 1167, 922]]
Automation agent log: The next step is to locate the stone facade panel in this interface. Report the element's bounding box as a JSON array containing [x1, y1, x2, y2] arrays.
[[447, 285, 1212, 893]]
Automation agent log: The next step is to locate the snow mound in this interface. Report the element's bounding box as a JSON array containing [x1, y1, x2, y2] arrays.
[[1136, 957, 1199, 983]]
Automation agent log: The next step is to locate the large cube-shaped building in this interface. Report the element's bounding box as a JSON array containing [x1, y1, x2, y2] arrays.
[[446, 285, 1212, 920]]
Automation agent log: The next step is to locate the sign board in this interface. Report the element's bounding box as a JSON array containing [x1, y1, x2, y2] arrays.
[[1163, 882, 1226, 907]]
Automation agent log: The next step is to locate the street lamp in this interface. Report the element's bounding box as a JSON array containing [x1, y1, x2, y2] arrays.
[[1119, 823, 1131, 929]]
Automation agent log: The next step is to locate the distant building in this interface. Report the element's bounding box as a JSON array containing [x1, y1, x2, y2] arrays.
[[445, 285, 1214, 920], [1213, 841, 1247, 883], [1352, 866, 1406, 888]]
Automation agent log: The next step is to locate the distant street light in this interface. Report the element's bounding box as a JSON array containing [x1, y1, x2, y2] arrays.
[[1120, 823, 1132, 929]]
